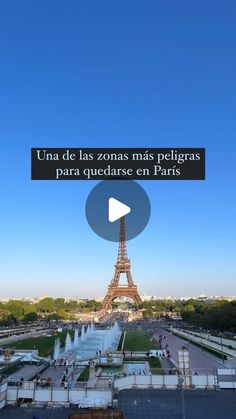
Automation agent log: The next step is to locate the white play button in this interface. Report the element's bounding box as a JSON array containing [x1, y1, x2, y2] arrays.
[[108, 197, 131, 223], [86, 180, 151, 241]]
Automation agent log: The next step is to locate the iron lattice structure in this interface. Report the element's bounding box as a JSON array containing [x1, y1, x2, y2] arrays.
[[102, 216, 142, 310]]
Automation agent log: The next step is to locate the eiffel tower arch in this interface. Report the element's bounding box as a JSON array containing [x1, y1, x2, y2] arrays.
[[102, 216, 142, 311]]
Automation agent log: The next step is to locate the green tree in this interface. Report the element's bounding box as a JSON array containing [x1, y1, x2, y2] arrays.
[[5, 300, 25, 322], [54, 298, 65, 310], [24, 312, 38, 322], [65, 300, 78, 312], [37, 298, 55, 313], [0, 308, 11, 325]]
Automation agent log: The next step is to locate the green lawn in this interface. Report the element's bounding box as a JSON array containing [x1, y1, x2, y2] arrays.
[[3, 330, 71, 358], [78, 366, 90, 381], [117, 331, 124, 350], [124, 331, 159, 351]]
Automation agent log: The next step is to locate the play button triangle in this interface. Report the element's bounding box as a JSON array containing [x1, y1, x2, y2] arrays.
[[108, 197, 131, 223]]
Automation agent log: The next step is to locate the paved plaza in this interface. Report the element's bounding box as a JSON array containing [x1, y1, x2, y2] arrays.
[[0, 406, 83, 419], [0, 390, 235, 418], [117, 389, 236, 419], [8, 365, 42, 381], [40, 366, 84, 387]]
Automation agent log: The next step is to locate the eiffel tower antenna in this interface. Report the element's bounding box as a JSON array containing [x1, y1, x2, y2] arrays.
[[102, 216, 142, 310]]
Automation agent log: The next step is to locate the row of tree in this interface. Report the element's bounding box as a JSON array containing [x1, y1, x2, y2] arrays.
[[141, 299, 236, 331], [0, 298, 102, 324], [1, 297, 236, 331]]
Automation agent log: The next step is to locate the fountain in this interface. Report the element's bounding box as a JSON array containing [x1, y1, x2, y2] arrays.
[[86, 324, 91, 337], [80, 325, 86, 342], [53, 337, 61, 360], [77, 322, 120, 358], [65, 332, 73, 352], [73, 329, 79, 349], [61, 322, 121, 359]]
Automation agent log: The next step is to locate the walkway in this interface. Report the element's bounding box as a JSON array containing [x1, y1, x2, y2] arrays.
[[8, 365, 43, 381], [0, 328, 53, 346], [154, 330, 226, 373]]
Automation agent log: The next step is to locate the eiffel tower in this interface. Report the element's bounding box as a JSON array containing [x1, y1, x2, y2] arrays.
[[102, 216, 142, 311]]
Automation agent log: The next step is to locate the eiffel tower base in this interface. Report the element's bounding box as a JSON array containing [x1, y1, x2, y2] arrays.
[[102, 285, 142, 311], [102, 216, 142, 311]]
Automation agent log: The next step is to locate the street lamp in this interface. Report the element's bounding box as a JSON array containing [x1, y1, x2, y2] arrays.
[[200, 329, 203, 352], [178, 376, 186, 419], [220, 333, 224, 364]]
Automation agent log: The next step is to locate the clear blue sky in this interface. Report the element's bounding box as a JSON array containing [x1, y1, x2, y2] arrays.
[[0, 1, 235, 298]]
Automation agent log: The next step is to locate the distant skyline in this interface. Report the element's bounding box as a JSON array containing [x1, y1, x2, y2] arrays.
[[0, 1, 235, 297], [0, 292, 236, 301]]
